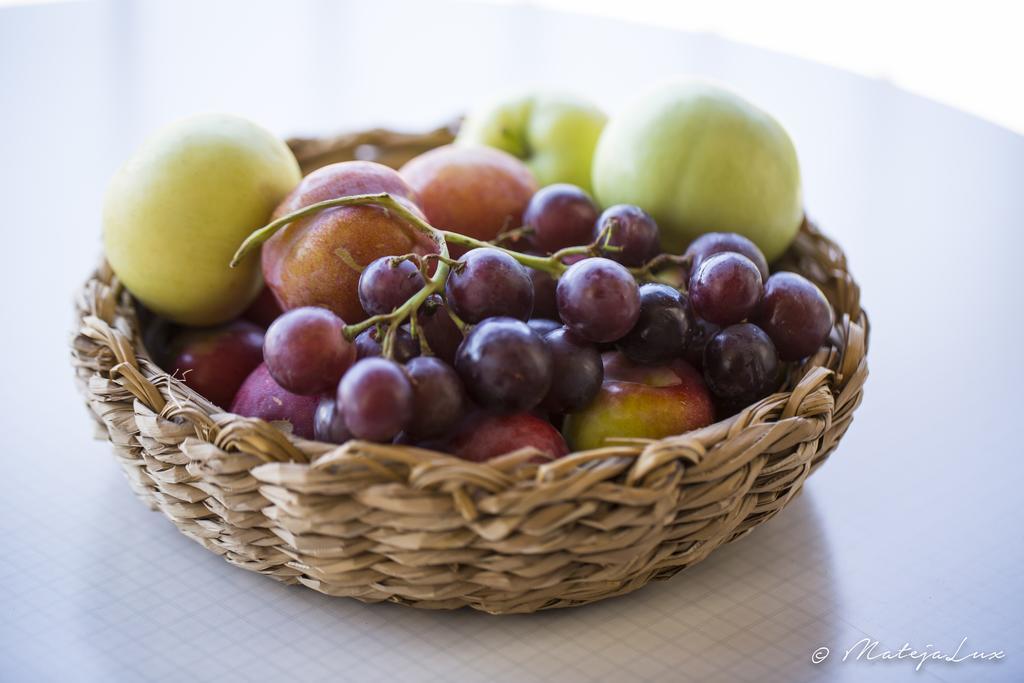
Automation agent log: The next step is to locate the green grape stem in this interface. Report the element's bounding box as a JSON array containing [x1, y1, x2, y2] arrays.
[[230, 192, 682, 352]]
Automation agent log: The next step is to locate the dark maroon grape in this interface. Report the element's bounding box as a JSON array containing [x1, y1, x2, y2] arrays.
[[445, 248, 533, 323], [527, 318, 562, 336], [529, 266, 559, 319], [753, 272, 834, 360], [682, 310, 720, 370], [454, 317, 552, 412], [617, 284, 691, 364], [415, 294, 463, 364], [688, 252, 763, 325], [556, 257, 641, 343], [404, 357, 465, 439], [314, 396, 352, 444], [684, 232, 770, 282], [263, 307, 356, 395], [357, 256, 425, 316], [337, 358, 413, 441], [593, 204, 660, 266], [522, 183, 600, 253], [703, 323, 781, 405], [354, 325, 419, 363], [542, 328, 603, 413]]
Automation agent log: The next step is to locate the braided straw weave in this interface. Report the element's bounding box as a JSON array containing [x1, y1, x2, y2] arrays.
[[71, 125, 868, 614]]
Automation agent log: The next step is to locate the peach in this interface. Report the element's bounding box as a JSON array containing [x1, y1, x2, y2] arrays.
[[400, 145, 537, 243], [262, 161, 436, 323]]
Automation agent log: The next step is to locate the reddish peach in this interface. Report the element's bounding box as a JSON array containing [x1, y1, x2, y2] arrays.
[[262, 161, 436, 323], [400, 145, 537, 243]]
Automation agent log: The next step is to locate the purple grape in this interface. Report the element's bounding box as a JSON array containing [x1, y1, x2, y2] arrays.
[[454, 317, 552, 412], [684, 232, 770, 282], [542, 328, 603, 413], [703, 323, 780, 405], [688, 252, 763, 325], [593, 204, 660, 266], [263, 307, 356, 395], [404, 356, 465, 439], [415, 294, 463, 364], [527, 318, 562, 336], [529, 266, 559, 320], [682, 309, 720, 370], [314, 396, 352, 444], [445, 248, 533, 323], [354, 325, 419, 363], [616, 284, 691, 364], [357, 256, 425, 316], [337, 358, 413, 441], [753, 272, 834, 360], [556, 257, 641, 343], [522, 183, 599, 253]]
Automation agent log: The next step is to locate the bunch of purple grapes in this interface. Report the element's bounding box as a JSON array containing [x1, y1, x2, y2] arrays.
[[260, 183, 834, 446]]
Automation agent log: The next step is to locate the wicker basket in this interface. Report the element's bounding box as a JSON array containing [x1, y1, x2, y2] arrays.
[[71, 125, 868, 614]]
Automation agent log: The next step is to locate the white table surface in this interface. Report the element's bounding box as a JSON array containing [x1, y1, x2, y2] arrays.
[[2, 1, 1022, 681]]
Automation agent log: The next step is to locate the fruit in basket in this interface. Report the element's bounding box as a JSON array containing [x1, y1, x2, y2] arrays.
[[314, 396, 352, 444], [522, 184, 600, 253], [230, 363, 318, 439], [337, 358, 414, 441], [753, 272, 834, 360], [593, 204, 661, 267], [556, 258, 641, 343], [528, 266, 559, 319], [688, 252, 764, 325], [405, 356, 466, 440], [263, 307, 355, 395], [455, 317, 552, 412], [563, 353, 715, 450], [262, 161, 436, 323], [415, 294, 463, 364], [354, 325, 420, 363], [103, 114, 301, 325], [400, 145, 537, 243], [167, 320, 265, 408], [683, 232, 770, 282], [616, 284, 691, 364], [591, 80, 802, 261], [445, 247, 534, 323], [457, 92, 607, 192], [450, 412, 569, 463], [358, 256, 426, 316], [243, 285, 284, 328], [541, 328, 603, 413], [702, 323, 781, 405]]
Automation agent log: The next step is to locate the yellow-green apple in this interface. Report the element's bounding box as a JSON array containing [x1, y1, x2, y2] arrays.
[[563, 352, 714, 451], [400, 145, 536, 245], [456, 92, 607, 193], [262, 161, 436, 324], [592, 80, 802, 261], [104, 114, 301, 325]]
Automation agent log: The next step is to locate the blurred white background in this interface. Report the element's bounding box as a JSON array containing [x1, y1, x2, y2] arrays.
[[485, 0, 1024, 134], [4, 0, 1021, 132]]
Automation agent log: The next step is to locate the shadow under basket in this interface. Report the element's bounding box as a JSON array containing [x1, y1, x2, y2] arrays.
[[71, 125, 869, 614]]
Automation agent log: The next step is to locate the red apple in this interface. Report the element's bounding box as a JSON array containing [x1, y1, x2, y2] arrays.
[[563, 352, 715, 451], [400, 145, 537, 244], [262, 161, 437, 323], [230, 363, 318, 439], [449, 412, 568, 463], [167, 320, 265, 408]]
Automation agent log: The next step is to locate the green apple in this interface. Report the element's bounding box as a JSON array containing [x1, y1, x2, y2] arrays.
[[104, 114, 300, 326], [592, 80, 803, 261], [456, 92, 607, 193]]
